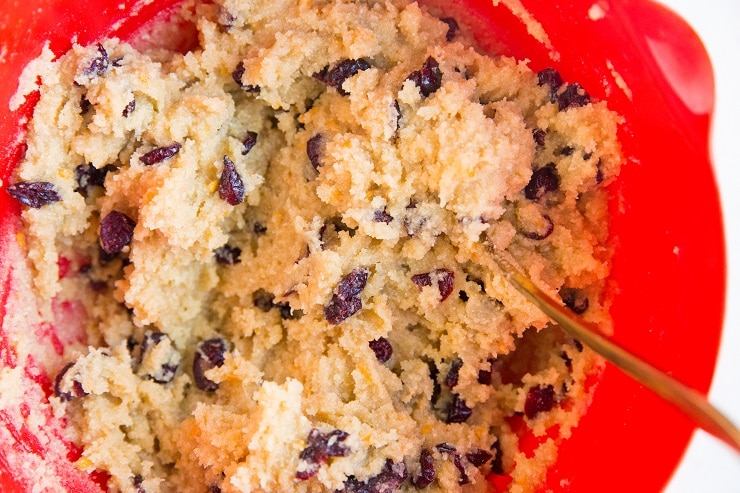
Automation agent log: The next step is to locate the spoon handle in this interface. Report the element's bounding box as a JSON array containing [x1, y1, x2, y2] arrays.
[[491, 251, 740, 454]]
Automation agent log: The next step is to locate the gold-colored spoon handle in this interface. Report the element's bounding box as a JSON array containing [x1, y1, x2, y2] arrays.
[[491, 251, 740, 454]]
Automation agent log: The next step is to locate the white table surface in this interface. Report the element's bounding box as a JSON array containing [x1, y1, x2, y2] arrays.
[[655, 1, 740, 491]]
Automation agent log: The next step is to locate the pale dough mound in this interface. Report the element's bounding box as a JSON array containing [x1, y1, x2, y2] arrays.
[[9, 0, 622, 492]]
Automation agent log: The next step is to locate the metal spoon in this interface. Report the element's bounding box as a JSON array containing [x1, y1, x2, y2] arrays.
[[490, 249, 740, 454]]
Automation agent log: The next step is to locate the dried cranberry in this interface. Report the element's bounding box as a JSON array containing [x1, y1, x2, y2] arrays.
[[407, 57, 443, 97], [532, 128, 546, 146], [218, 156, 245, 205], [477, 358, 495, 385], [595, 158, 604, 184], [7, 181, 61, 208], [411, 269, 454, 302], [296, 428, 351, 480], [524, 384, 556, 419], [537, 68, 563, 102], [74, 163, 114, 198], [231, 62, 260, 92], [522, 214, 554, 240], [446, 394, 472, 423], [54, 362, 87, 402], [242, 131, 258, 155], [214, 244, 241, 265], [84, 44, 109, 77], [253, 221, 267, 235], [307, 134, 324, 169], [465, 449, 492, 467], [560, 288, 589, 314], [209, 486, 222, 493], [435, 443, 456, 455], [412, 448, 435, 488], [122, 99, 136, 117], [340, 460, 408, 493], [140, 331, 179, 384], [193, 338, 227, 392], [453, 454, 470, 485], [558, 83, 591, 110], [99, 211, 136, 254], [252, 289, 275, 312], [573, 339, 584, 352], [324, 295, 362, 325], [444, 358, 462, 388], [369, 337, 393, 363], [140, 143, 181, 165], [490, 441, 504, 475], [133, 474, 145, 493], [373, 208, 393, 224], [561, 351, 573, 371], [335, 268, 369, 301], [458, 290, 469, 302], [524, 163, 560, 201], [441, 17, 460, 41], [428, 361, 441, 405], [80, 94, 92, 114], [558, 145, 575, 156], [313, 58, 372, 96]]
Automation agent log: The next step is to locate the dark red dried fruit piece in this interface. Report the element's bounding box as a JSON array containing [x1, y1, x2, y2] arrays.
[[296, 428, 351, 480], [558, 145, 575, 156], [453, 454, 470, 485], [242, 131, 258, 155], [218, 156, 245, 205], [214, 245, 241, 265], [524, 163, 560, 201], [122, 99, 136, 117], [522, 214, 554, 240], [477, 358, 495, 385], [435, 443, 456, 455], [444, 358, 462, 388], [490, 441, 504, 475], [313, 58, 372, 96], [524, 384, 556, 419], [7, 181, 61, 208], [465, 449, 492, 467], [140, 331, 179, 384], [341, 459, 408, 493], [532, 128, 546, 146], [193, 338, 227, 392], [428, 361, 441, 405], [252, 289, 275, 312], [84, 44, 109, 77], [140, 143, 181, 165], [411, 268, 455, 302], [231, 62, 260, 92], [307, 134, 324, 170], [369, 337, 393, 363], [100, 211, 136, 254], [558, 83, 591, 110], [407, 56, 443, 97], [54, 362, 87, 402], [412, 448, 435, 488], [537, 68, 563, 102], [560, 288, 589, 314], [373, 208, 393, 224], [133, 474, 145, 493], [336, 268, 369, 301], [441, 17, 460, 41], [80, 95, 92, 114], [595, 158, 604, 184], [446, 394, 472, 423], [74, 163, 115, 198], [324, 295, 362, 325]]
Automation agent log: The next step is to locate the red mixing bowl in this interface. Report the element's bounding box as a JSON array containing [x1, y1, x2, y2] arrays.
[[0, 0, 725, 491]]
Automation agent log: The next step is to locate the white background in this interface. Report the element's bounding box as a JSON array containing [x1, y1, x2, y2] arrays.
[[656, 0, 740, 491]]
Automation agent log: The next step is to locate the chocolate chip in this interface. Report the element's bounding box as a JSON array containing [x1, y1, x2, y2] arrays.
[[373, 208, 393, 224], [524, 163, 560, 201], [444, 358, 462, 388], [193, 338, 227, 392], [407, 56, 443, 97], [340, 460, 408, 493], [99, 211, 136, 254], [560, 288, 589, 314], [446, 394, 472, 423], [84, 44, 109, 77], [54, 362, 87, 402], [441, 17, 460, 41], [296, 428, 351, 480], [218, 156, 245, 205], [453, 454, 470, 485], [306, 134, 324, 170], [532, 128, 546, 146], [369, 337, 393, 363], [122, 99, 136, 117], [140, 143, 181, 165], [312, 58, 372, 96], [411, 269, 455, 302], [412, 448, 435, 488], [242, 131, 258, 155], [465, 449, 492, 467], [6, 181, 61, 208], [214, 244, 241, 265], [537, 68, 563, 102], [557, 83, 591, 110], [522, 214, 554, 240], [74, 163, 115, 198], [524, 384, 556, 419]]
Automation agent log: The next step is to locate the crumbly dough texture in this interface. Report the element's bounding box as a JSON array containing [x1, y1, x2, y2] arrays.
[[12, 0, 622, 492]]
